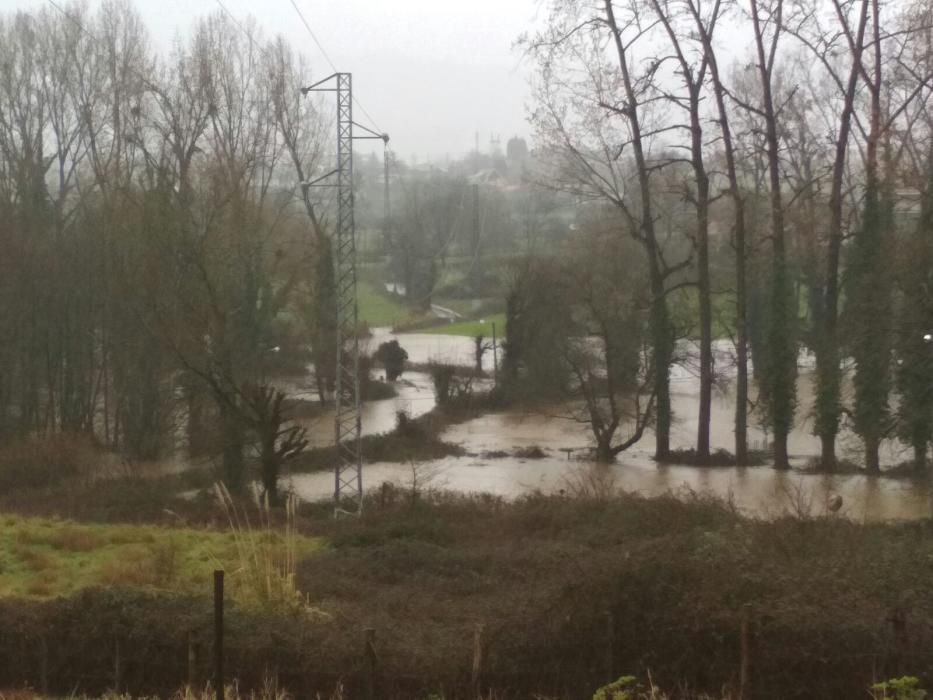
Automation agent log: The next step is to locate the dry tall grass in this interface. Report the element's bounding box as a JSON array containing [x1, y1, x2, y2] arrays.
[[213, 483, 316, 615]]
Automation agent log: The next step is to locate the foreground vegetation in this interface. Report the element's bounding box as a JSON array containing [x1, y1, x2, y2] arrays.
[[2, 484, 933, 698]]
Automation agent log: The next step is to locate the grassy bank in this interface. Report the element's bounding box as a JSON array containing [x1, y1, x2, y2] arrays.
[[419, 313, 506, 337], [357, 282, 412, 327], [0, 514, 322, 599]]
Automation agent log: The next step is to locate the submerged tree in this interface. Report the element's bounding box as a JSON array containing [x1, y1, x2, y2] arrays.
[[242, 384, 309, 504], [375, 340, 409, 382], [501, 256, 572, 399], [895, 167, 933, 472], [847, 182, 894, 473], [648, 0, 716, 463], [685, 0, 750, 464], [746, 0, 797, 469], [525, 0, 690, 460], [563, 226, 655, 463]]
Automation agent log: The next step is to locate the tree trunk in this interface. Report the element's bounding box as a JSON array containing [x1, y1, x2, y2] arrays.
[[686, 0, 746, 465], [220, 400, 245, 492], [735, 203, 749, 465], [595, 436, 613, 465], [914, 441, 927, 475], [865, 435, 880, 474], [650, 261, 672, 461], [815, 0, 869, 474], [821, 435, 836, 472], [773, 435, 790, 470], [605, 0, 671, 461], [261, 434, 279, 505], [750, 0, 795, 470], [696, 156, 712, 464]]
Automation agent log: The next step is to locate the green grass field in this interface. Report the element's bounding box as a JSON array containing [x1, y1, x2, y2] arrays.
[[419, 314, 506, 337], [0, 515, 321, 600], [357, 280, 505, 337], [357, 282, 412, 327]]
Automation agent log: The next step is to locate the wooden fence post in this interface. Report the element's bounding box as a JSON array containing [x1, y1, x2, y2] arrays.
[[114, 636, 121, 694], [214, 570, 224, 700], [604, 611, 616, 684], [39, 635, 48, 696], [472, 622, 485, 698], [739, 605, 750, 700], [188, 632, 197, 688], [363, 628, 377, 700]]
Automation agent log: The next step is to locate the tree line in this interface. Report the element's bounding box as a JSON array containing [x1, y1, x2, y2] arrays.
[[519, 0, 933, 471], [0, 1, 336, 498]]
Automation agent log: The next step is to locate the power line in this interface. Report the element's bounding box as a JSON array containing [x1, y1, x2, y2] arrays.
[[285, 0, 383, 134], [287, 0, 338, 74], [214, 0, 275, 63]]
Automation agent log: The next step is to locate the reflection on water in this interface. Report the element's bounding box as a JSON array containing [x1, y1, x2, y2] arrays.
[[291, 371, 437, 445], [368, 327, 497, 372], [284, 330, 932, 522]]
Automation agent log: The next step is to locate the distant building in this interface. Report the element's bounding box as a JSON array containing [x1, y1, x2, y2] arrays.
[[506, 136, 529, 164], [467, 169, 504, 186]]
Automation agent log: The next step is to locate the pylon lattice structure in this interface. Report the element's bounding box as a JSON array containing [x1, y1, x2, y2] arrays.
[[303, 72, 388, 516], [332, 72, 363, 516]]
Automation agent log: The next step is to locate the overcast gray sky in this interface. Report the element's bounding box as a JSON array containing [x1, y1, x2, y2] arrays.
[[3, 0, 539, 162]]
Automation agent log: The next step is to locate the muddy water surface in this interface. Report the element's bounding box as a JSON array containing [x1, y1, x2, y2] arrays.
[[286, 331, 932, 521]]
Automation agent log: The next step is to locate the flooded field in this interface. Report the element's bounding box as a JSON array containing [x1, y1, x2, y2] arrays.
[[288, 453, 932, 521], [286, 330, 932, 521]]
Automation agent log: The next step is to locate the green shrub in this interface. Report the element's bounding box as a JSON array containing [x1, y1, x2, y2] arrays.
[[593, 675, 639, 700], [872, 676, 927, 700]]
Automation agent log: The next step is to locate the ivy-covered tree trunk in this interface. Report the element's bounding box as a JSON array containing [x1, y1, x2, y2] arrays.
[[769, 260, 797, 469], [848, 181, 894, 473], [749, 0, 796, 469], [648, 257, 673, 461], [896, 170, 933, 474], [502, 286, 523, 386]]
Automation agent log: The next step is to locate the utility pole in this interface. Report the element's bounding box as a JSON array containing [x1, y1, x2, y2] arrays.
[[470, 183, 481, 293], [492, 322, 498, 385], [383, 149, 391, 255], [302, 73, 388, 517], [472, 183, 480, 256]]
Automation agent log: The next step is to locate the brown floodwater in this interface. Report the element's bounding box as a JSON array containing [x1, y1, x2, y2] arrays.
[[285, 332, 932, 522], [287, 454, 932, 521], [286, 371, 438, 445]]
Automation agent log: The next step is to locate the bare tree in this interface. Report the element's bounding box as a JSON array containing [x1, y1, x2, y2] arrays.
[[648, 0, 719, 463], [686, 0, 751, 464], [784, 0, 870, 471], [268, 37, 334, 403], [739, 0, 797, 469], [525, 0, 690, 460], [563, 224, 656, 462]]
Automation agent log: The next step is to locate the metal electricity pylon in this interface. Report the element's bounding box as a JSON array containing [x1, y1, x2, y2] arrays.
[[302, 73, 388, 516]]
